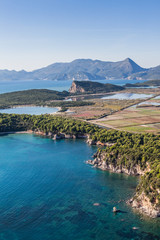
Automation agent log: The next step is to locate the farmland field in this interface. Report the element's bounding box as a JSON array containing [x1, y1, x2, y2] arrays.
[[92, 105, 160, 133]]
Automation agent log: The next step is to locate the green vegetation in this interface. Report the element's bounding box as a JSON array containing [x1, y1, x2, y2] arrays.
[[0, 113, 160, 207], [92, 129, 160, 206], [0, 89, 68, 108], [0, 89, 94, 109], [0, 114, 99, 134], [125, 79, 160, 88], [47, 101, 94, 108], [69, 80, 124, 94], [120, 125, 157, 133]]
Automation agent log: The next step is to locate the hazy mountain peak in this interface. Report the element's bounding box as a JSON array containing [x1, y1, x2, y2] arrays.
[[0, 58, 159, 81], [124, 57, 133, 62]]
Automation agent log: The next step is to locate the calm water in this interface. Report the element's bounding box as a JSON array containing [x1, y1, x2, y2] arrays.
[[0, 79, 146, 94], [0, 134, 160, 240], [0, 106, 58, 115], [154, 95, 160, 99], [138, 101, 160, 106], [102, 93, 153, 100]]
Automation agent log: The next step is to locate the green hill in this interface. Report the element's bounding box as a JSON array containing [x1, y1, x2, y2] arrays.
[[69, 81, 124, 94]]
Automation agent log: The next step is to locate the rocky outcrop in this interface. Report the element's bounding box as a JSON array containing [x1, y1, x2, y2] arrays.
[[86, 138, 115, 147], [33, 130, 88, 140], [52, 133, 65, 140], [69, 80, 124, 94], [34, 130, 48, 136], [86, 150, 159, 218], [69, 81, 85, 93], [128, 193, 160, 218], [86, 138, 96, 145]]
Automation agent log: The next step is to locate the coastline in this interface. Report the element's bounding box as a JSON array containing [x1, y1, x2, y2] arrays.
[[86, 149, 160, 218], [0, 127, 159, 218]]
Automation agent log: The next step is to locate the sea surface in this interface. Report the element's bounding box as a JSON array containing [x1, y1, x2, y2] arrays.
[[0, 106, 58, 115], [0, 79, 146, 94], [0, 133, 160, 240]]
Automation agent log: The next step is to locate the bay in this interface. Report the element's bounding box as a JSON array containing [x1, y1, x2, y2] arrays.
[[0, 134, 159, 239]]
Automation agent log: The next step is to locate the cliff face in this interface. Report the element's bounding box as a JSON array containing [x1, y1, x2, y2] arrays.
[[69, 81, 86, 93], [87, 151, 147, 176], [33, 130, 89, 140], [69, 80, 124, 94], [128, 193, 160, 218]]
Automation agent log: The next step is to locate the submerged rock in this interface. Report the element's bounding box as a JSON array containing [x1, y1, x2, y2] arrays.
[[93, 203, 100, 206]]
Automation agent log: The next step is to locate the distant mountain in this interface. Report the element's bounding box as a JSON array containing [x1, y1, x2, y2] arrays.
[[0, 58, 160, 81], [69, 81, 124, 94]]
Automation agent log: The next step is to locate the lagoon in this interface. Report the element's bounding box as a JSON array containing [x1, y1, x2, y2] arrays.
[[0, 133, 159, 239], [102, 93, 153, 100], [0, 106, 58, 115]]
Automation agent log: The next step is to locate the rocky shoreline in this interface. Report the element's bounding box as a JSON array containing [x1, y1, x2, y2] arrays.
[[86, 150, 147, 176], [33, 130, 88, 140], [127, 193, 160, 218], [86, 150, 160, 218]]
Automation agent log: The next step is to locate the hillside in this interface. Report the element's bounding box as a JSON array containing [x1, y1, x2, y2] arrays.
[[0, 58, 160, 81], [69, 81, 124, 94], [125, 79, 160, 88], [0, 89, 95, 109], [0, 89, 68, 108]]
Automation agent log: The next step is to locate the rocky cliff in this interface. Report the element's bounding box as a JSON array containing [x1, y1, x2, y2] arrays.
[[128, 193, 160, 218], [86, 149, 160, 218], [69, 81, 86, 93], [69, 80, 124, 94], [86, 150, 147, 176]]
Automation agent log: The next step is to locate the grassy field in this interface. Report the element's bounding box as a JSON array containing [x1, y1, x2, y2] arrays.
[[92, 105, 160, 133], [67, 87, 160, 120], [120, 125, 160, 133]]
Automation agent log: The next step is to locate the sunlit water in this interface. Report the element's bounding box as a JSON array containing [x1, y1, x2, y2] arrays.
[[0, 134, 159, 240], [138, 101, 160, 106], [0, 79, 146, 94], [0, 106, 58, 115]]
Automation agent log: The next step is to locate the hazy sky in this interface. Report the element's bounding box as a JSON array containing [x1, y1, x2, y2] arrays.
[[0, 0, 160, 70]]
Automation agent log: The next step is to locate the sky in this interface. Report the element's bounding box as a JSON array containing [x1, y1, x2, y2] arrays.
[[0, 0, 160, 71]]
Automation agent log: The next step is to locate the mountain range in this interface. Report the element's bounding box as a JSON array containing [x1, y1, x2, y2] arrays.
[[0, 58, 160, 81]]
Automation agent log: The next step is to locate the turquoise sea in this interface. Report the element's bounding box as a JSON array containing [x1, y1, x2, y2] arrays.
[[0, 133, 160, 240]]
